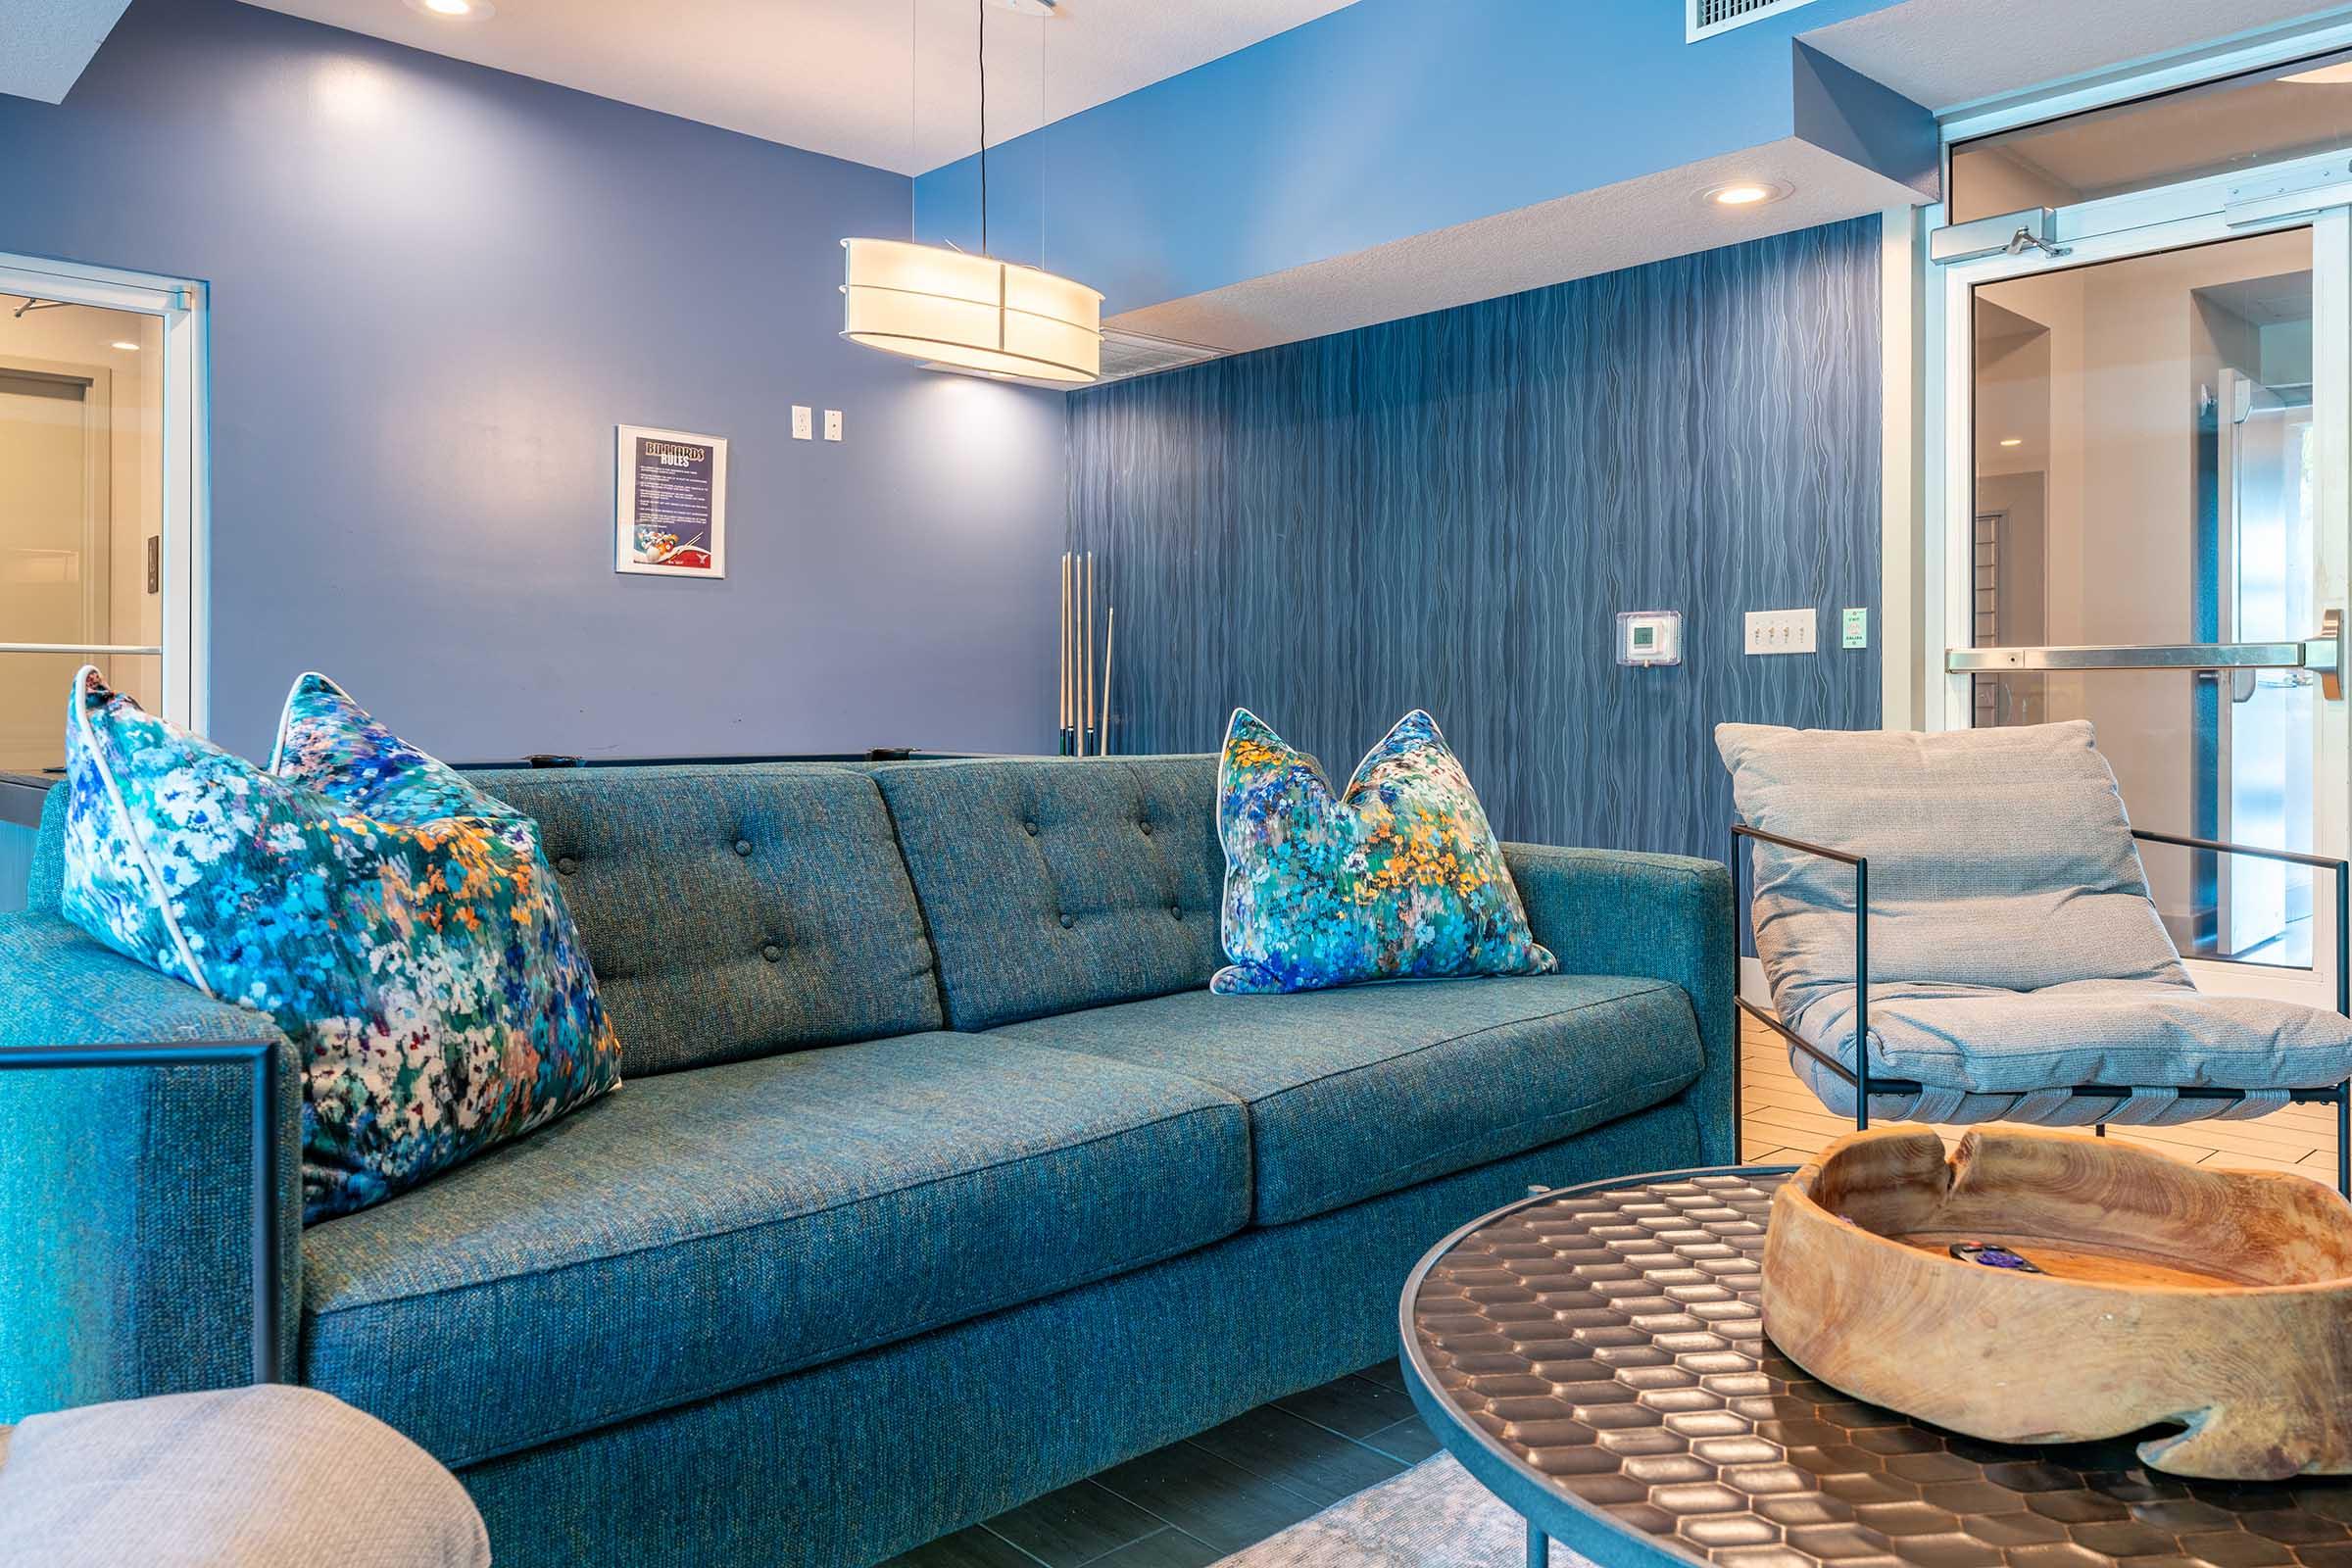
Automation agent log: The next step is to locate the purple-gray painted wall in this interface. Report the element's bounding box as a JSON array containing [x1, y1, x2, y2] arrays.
[[0, 0, 1066, 763]]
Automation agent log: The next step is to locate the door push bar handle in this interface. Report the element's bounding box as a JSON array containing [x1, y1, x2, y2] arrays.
[[1947, 610, 2345, 699]]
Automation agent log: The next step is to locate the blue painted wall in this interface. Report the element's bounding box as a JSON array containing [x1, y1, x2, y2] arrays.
[[917, 0, 1917, 314], [1066, 218, 1883, 861], [0, 0, 1066, 764]]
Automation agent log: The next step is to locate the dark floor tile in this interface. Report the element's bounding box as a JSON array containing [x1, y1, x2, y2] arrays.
[[981, 1482, 1160, 1568], [1094, 1438, 1329, 1551], [1273, 1372, 1417, 1440], [1189, 1403, 1406, 1506], [880, 1524, 1044, 1568], [1356, 1358, 1407, 1392], [1080, 1530, 1225, 1568], [1361, 1413, 1443, 1464]]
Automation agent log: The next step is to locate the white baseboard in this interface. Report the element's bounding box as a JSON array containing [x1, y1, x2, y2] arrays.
[[1739, 956, 1770, 1010]]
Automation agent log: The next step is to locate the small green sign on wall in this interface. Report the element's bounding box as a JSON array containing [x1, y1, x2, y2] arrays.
[[1841, 608, 1869, 650]]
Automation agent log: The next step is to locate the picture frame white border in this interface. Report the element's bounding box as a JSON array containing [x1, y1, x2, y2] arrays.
[[614, 423, 728, 579]]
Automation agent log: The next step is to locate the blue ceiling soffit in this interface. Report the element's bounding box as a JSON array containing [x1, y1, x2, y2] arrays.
[[910, 0, 1934, 345]]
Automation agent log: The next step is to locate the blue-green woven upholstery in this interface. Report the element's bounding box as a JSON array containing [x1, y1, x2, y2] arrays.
[[466, 765, 943, 1075], [871, 757, 1224, 1028], [460, 1101, 1699, 1568], [994, 976, 1701, 1225], [0, 910, 302, 1424], [1504, 843, 1740, 1166], [0, 758, 1736, 1568], [301, 1033, 1248, 1466]]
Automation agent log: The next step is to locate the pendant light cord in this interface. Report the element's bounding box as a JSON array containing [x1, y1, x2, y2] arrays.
[[976, 0, 989, 257]]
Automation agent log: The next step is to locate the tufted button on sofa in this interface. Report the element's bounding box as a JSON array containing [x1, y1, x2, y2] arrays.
[[0, 754, 1737, 1568]]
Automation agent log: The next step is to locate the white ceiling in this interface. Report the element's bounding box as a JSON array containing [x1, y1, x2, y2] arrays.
[[0, 0, 130, 103], [1110, 139, 1923, 355], [236, 0, 1361, 174], [1806, 0, 2352, 113]]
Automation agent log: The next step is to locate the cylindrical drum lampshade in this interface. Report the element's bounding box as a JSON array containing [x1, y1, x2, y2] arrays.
[[841, 237, 1102, 383]]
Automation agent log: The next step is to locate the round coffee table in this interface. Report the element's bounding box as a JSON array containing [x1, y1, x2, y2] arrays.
[[1399, 1164, 2352, 1568]]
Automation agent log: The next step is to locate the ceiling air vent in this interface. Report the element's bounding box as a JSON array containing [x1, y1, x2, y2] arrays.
[[1688, 0, 1822, 42], [1095, 327, 1224, 385]]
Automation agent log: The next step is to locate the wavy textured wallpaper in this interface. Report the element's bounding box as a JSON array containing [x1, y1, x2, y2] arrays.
[[1066, 218, 1882, 862]]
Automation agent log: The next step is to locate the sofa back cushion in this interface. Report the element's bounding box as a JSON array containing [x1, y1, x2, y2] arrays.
[[872, 757, 1224, 1029], [1716, 721, 2186, 1026], [470, 763, 942, 1074]]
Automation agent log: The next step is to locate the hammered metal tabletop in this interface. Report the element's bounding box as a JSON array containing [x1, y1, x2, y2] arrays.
[[1404, 1167, 2352, 1568]]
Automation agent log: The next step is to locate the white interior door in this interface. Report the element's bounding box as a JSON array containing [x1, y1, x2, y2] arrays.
[[0, 368, 106, 772]]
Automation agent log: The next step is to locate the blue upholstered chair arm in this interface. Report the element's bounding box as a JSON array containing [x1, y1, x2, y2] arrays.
[[1502, 845, 1739, 1165], [0, 912, 302, 1421]]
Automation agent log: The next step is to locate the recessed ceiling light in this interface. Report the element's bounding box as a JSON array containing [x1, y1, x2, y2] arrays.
[[404, 0, 494, 18], [110, 340, 139, 351], [1700, 179, 1791, 210], [1998, 437, 2023, 447]]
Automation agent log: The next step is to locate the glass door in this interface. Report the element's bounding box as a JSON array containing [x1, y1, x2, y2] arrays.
[[1938, 209, 2348, 1006], [0, 256, 204, 773]]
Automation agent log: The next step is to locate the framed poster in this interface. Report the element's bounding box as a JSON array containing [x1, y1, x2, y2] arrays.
[[615, 424, 727, 578]]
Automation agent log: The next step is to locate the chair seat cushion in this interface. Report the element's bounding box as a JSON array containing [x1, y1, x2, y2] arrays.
[[0, 1386, 488, 1567], [300, 1036, 1250, 1468], [992, 976, 1703, 1226], [1790, 977, 2352, 1094]]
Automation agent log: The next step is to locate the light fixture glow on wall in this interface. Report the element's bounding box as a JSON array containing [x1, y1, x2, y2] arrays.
[[404, 0, 494, 20], [110, 340, 139, 351], [1699, 179, 1792, 209], [840, 0, 1102, 383], [1999, 437, 2023, 447]]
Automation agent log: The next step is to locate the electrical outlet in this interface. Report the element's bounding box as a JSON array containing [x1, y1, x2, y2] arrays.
[[1744, 609, 1817, 656], [823, 409, 843, 442], [791, 406, 812, 440]]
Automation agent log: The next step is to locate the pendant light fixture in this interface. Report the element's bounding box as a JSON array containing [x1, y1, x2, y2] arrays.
[[841, 0, 1102, 383]]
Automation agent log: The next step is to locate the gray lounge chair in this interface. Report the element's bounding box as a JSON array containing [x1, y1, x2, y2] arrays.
[[1717, 720, 2352, 1194]]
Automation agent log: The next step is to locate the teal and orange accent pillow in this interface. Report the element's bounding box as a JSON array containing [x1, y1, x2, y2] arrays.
[[60, 668, 621, 1222], [1213, 708, 1555, 995]]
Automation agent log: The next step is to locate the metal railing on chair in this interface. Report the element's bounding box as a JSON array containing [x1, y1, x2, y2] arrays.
[[1729, 820, 2352, 1196]]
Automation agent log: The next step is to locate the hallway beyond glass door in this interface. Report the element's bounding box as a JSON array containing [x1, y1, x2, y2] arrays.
[[1959, 223, 2342, 979]]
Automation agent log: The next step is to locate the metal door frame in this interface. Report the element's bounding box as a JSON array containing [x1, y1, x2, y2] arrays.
[[1927, 190, 2351, 1007], [0, 252, 209, 738]]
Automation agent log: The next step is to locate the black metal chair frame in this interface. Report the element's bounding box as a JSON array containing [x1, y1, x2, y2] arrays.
[[0, 1039, 282, 1384], [1730, 821, 2352, 1197]]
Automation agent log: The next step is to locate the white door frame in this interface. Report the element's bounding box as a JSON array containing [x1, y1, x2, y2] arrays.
[[1920, 172, 2352, 1008], [0, 252, 209, 737]]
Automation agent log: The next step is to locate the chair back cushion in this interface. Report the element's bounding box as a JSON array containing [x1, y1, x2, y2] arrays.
[[1716, 721, 2186, 1026], [871, 757, 1225, 1029], [468, 763, 943, 1074]]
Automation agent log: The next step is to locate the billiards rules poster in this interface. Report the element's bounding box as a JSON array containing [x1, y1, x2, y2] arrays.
[[614, 424, 728, 578]]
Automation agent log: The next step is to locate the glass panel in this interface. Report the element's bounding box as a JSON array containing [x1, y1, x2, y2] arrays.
[[1951, 47, 2352, 223], [1970, 228, 2318, 969], [0, 300, 164, 774]]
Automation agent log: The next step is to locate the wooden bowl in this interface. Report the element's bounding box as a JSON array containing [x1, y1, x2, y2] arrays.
[[1761, 1124, 2352, 1479]]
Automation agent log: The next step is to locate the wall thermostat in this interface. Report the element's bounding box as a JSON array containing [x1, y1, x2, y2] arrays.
[[1616, 611, 1683, 667]]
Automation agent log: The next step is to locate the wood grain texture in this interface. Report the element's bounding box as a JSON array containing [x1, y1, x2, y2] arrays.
[[1066, 219, 1883, 858], [1763, 1125, 2352, 1480]]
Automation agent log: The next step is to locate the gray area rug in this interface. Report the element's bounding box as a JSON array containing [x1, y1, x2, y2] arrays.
[[1215, 1455, 1589, 1567]]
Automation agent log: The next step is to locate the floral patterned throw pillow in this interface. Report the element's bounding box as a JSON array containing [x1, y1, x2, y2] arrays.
[[1213, 708, 1556, 995], [60, 667, 621, 1222]]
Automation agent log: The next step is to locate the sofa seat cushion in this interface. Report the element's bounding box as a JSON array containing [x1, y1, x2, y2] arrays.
[[300, 1035, 1250, 1468], [992, 976, 1703, 1227]]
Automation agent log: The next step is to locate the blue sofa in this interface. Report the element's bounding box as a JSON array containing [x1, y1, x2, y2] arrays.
[[0, 755, 1734, 1567]]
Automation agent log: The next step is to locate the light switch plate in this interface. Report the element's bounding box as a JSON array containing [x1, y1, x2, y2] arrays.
[[1841, 608, 1869, 650], [791, 406, 812, 440], [823, 409, 844, 442], [1744, 609, 1816, 656]]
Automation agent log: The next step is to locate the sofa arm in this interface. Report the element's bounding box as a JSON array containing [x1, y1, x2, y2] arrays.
[[0, 913, 301, 1421], [1503, 845, 1738, 1166]]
